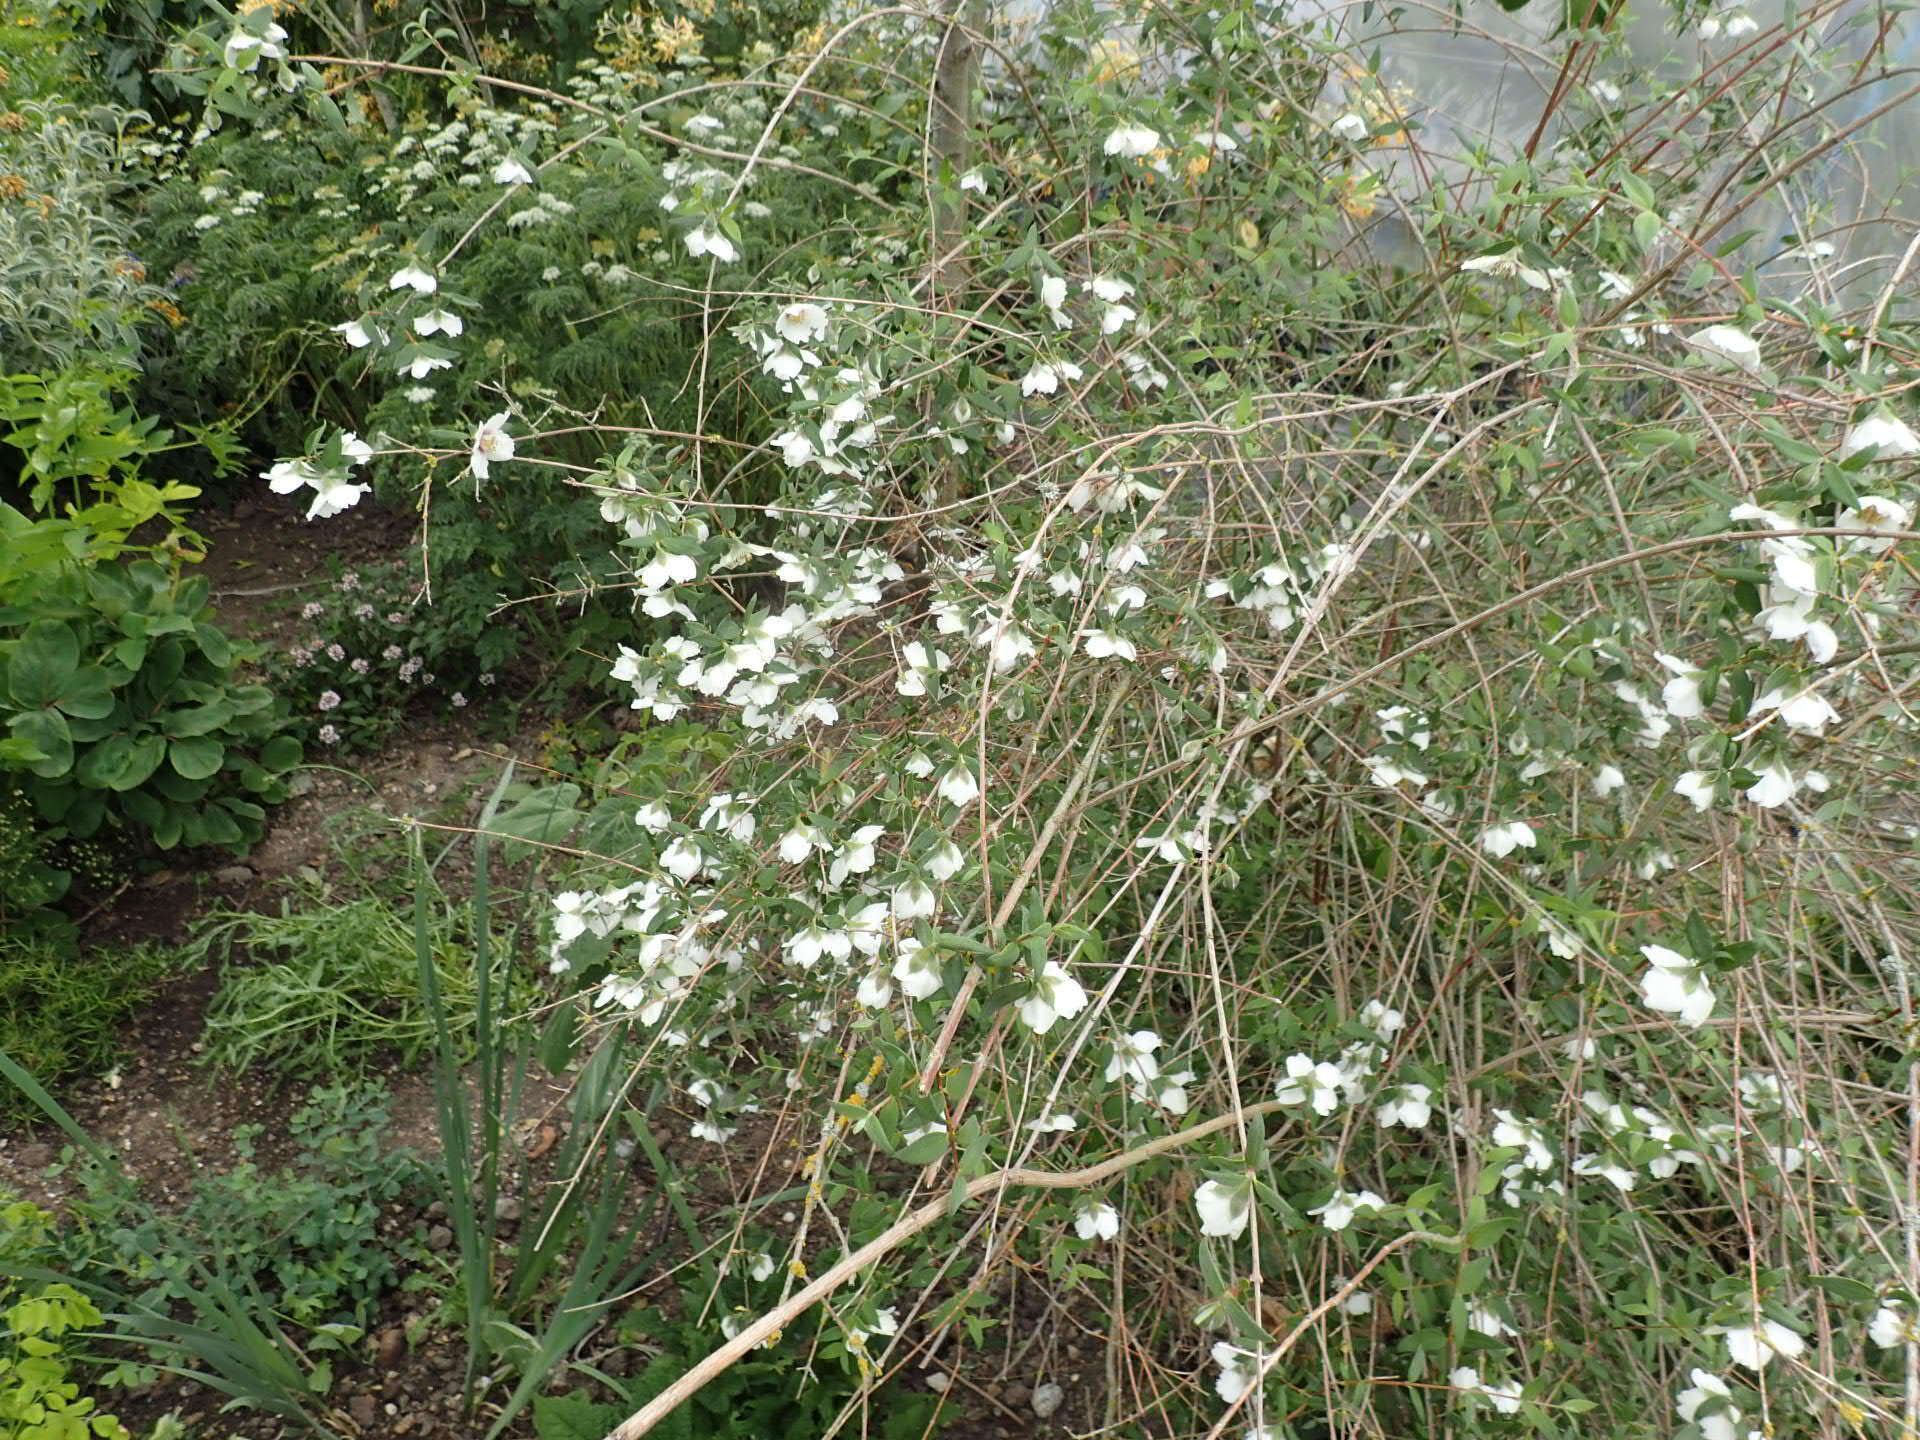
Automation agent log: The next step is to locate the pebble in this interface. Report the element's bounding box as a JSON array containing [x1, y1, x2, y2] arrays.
[[1031, 1382, 1064, 1419], [427, 1224, 454, 1251], [348, 1393, 378, 1428], [494, 1196, 522, 1223], [212, 864, 255, 885]]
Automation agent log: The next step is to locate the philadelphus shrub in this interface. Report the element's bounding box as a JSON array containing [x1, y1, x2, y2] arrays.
[[228, 0, 1920, 1432]]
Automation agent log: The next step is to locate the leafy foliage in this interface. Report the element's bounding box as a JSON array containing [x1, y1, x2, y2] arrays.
[[0, 557, 299, 855], [0, 933, 187, 1126], [65, 1083, 429, 1333], [0, 1202, 131, 1440]]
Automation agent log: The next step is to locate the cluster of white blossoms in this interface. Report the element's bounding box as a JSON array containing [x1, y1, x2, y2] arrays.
[[264, 432, 374, 521]]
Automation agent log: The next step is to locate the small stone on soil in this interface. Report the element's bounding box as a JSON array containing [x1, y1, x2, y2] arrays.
[[1031, 1382, 1064, 1419]]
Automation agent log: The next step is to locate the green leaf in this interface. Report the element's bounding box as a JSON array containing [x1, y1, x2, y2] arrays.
[[11, 708, 73, 777], [7, 620, 79, 708], [531, 1394, 627, 1440], [489, 784, 583, 850], [169, 735, 225, 780], [56, 665, 117, 720], [114, 733, 167, 791], [1808, 1274, 1877, 1304], [539, 1001, 580, 1075], [193, 623, 234, 667], [164, 700, 235, 738], [260, 734, 302, 772]]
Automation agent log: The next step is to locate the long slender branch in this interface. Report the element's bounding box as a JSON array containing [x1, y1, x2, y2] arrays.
[[602, 1100, 1295, 1440]]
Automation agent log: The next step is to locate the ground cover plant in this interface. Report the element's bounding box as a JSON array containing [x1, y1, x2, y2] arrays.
[[5, 0, 1920, 1435]]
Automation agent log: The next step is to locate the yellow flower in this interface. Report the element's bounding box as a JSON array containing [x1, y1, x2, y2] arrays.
[[1089, 39, 1141, 84]]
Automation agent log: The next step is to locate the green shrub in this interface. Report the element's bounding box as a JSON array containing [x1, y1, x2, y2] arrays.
[[0, 554, 300, 856], [0, 99, 172, 375], [69, 1083, 429, 1333], [1, 1198, 130, 1440]]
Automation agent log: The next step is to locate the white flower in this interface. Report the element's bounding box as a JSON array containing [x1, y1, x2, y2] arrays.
[[1360, 1000, 1405, 1040], [1467, 1303, 1514, 1338], [1460, 251, 1556, 291], [1191, 129, 1239, 151], [1639, 943, 1715, 1027], [1674, 770, 1716, 810], [1675, 1369, 1740, 1440], [1718, 1318, 1805, 1371], [855, 969, 893, 1008], [893, 938, 943, 999], [469, 411, 514, 480], [1592, 764, 1627, 797], [937, 767, 979, 808], [698, 792, 756, 842], [925, 839, 966, 882], [685, 225, 738, 263], [492, 158, 534, 185], [223, 19, 287, 70], [633, 801, 672, 832], [775, 303, 829, 344], [333, 318, 379, 348], [1211, 1341, 1259, 1404], [1027, 1111, 1077, 1132], [1657, 653, 1705, 717], [1038, 274, 1069, 322], [1377, 1083, 1433, 1128], [1450, 1368, 1523, 1414], [1080, 628, 1137, 661], [1019, 961, 1090, 1035], [1745, 764, 1797, 808], [1363, 756, 1429, 789], [885, 876, 932, 921], [1686, 324, 1765, 375], [1572, 1153, 1637, 1191], [1838, 494, 1911, 557], [1275, 1054, 1344, 1115], [1752, 686, 1839, 734], [1479, 821, 1537, 857], [1020, 361, 1083, 397], [306, 472, 369, 521], [400, 354, 451, 380], [1103, 124, 1161, 158], [829, 824, 886, 886], [1871, 1302, 1915, 1348], [1309, 1189, 1386, 1231], [1492, 1109, 1554, 1170], [1328, 112, 1369, 141], [958, 168, 987, 193], [1106, 1030, 1162, 1089], [1074, 1202, 1120, 1241], [388, 265, 438, 295], [778, 823, 824, 863], [1841, 412, 1920, 460], [690, 1118, 736, 1144], [1194, 1178, 1251, 1238], [660, 836, 705, 882], [414, 308, 464, 338]]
